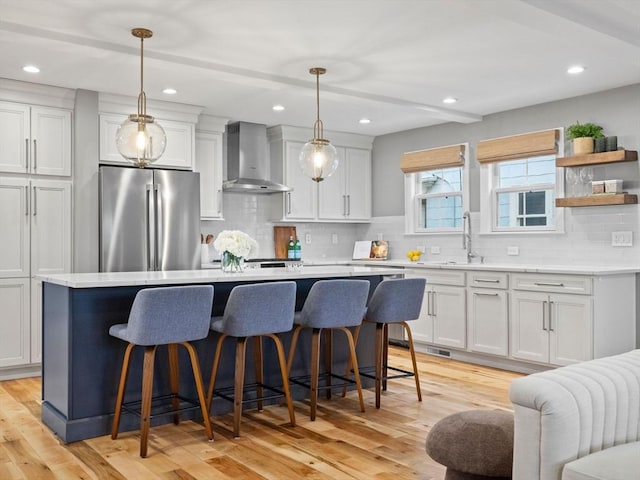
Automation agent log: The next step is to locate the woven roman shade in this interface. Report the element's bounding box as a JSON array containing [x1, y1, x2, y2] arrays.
[[400, 144, 465, 173], [477, 130, 558, 164]]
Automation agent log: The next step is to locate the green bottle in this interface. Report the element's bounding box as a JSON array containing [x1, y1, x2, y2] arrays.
[[287, 236, 295, 259], [294, 237, 301, 260]]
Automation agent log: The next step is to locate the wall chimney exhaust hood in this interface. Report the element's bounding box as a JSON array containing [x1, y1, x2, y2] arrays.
[[223, 121, 291, 193]]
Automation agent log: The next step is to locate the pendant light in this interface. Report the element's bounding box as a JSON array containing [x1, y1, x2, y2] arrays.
[[115, 28, 167, 168], [299, 67, 339, 182]]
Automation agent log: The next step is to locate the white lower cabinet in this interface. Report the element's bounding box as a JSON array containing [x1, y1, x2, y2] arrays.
[[468, 288, 508, 356], [0, 278, 30, 368], [407, 270, 466, 349], [510, 291, 592, 366]]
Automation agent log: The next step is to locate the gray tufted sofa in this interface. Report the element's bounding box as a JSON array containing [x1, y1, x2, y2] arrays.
[[509, 349, 640, 480]]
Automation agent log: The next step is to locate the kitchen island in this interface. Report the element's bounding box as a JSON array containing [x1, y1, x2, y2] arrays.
[[39, 265, 404, 442]]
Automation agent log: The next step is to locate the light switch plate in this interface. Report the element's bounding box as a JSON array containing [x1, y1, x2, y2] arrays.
[[331, 233, 338, 245], [305, 233, 312, 244], [430, 246, 440, 254], [612, 231, 632, 247], [507, 246, 519, 256]]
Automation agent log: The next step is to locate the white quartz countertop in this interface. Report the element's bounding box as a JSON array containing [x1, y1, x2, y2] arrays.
[[39, 265, 406, 288], [348, 260, 639, 276]]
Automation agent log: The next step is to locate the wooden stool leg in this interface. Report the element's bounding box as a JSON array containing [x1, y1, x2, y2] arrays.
[[254, 336, 264, 411], [403, 321, 422, 402], [310, 328, 321, 421], [286, 325, 302, 375], [206, 334, 227, 410], [112, 343, 135, 439], [168, 343, 180, 425], [181, 342, 214, 442], [233, 337, 247, 438], [342, 324, 361, 397], [267, 333, 296, 427], [323, 329, 333, 400], [382, 324, 389, 391], [341, 327, 365, 413], [374, 323, 384, 409], [140, 346, 157, 458]]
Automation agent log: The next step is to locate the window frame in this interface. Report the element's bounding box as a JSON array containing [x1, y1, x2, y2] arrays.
[[479, 130, 564, 234], [404, 143, 470, 235]]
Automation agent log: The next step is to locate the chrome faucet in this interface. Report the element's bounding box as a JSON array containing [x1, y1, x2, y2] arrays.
[[462, 211, 482, 263]]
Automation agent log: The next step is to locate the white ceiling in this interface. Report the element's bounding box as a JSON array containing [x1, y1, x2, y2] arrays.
[[1, 0, 639, 136]]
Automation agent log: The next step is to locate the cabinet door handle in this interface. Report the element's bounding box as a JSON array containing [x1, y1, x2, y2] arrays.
[[217, 189, 222, 214], [476, 278, 500, 283], [342, 195, 347, 216], [33, 139, 37, 170], [426, 291, 432, 316], [542, 300, 548, 331], [432, 291, 437, 316], [347, 194, 351, 216], [549, 301, 555, 332], [25, 138, 29, 170], [534, 282, 564, 287], [286, 192, 292, 215], [475, 292, 499, 296], [25, 186, 29, 215], [32, 186, 37, 216]]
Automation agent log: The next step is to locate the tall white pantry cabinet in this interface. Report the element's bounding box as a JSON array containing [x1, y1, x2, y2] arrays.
[[0, 99, 72, 377]]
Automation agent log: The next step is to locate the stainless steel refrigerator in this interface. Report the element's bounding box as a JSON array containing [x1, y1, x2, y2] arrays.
[[99, 166, 201, 272]]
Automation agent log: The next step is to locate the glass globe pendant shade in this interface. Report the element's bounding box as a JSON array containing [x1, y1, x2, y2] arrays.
[[116, 114, 167, 168], [299, 139, 339, 182]]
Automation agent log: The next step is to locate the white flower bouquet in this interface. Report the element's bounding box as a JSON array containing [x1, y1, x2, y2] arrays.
[[213, 230, 259, 260]]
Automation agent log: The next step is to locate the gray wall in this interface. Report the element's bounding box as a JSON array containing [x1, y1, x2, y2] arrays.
[[372, 84, 640, 216]]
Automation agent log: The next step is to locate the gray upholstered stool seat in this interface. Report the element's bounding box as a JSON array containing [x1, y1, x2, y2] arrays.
[[350, 277, 426, 408], [109, 285, 215, 458], [206, 281, 296, 438], [287, 279, 370, 420], [426, 410, 514, 480]]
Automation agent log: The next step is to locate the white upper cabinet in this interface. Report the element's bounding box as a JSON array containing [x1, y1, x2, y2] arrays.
[[195, 131, 224, 219], [268, 125, 373, 223], [318, 147, 371, 221], [0, 101, 71, 176], [99, 113, 195, 170], [0, 178, 30, 278]]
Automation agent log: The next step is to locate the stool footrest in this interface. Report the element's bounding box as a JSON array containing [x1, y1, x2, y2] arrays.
[[358, 365, 416, 381], [212, 382, 286, 405], [290, 372, 357, 391], [121, 394, 202, 420]]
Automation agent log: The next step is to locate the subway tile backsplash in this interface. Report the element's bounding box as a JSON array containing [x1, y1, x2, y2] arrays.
[[201, 193, 638, 266]]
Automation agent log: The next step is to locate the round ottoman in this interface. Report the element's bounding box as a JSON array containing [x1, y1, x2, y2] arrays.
[[426, 410, 514, 480]]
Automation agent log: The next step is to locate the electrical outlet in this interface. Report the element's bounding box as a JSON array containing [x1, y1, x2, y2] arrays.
[[331, 233, 338, 245], [430, 246, 440, 254], [417, 245, 426, 253], [507, 246, 519, 256], [612, 231, 633, 247], [377, 233, 384, 241], [305, 233, 312, 244]]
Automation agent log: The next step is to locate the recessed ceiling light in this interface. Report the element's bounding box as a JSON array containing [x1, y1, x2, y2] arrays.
[[23, 65, 40, 73], [567, 66, 585, 75], [272, 105, 285, 111], [162, 88, 177, 95], [443, 97, 457, 104], [359, 118, 371, 124]]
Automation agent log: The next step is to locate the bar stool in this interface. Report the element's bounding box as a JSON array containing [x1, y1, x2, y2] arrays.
[[350, 277, 426, 408], [287, 279, 370, 420], [109, 285, 214, 458], [206, 281, 296, 438]]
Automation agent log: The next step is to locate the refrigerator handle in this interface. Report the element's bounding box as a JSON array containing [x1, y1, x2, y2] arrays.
[[154, 183, 162, 271], [146, 184, 154, 271]]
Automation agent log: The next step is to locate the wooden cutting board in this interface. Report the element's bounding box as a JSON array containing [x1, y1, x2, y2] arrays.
[[273, 226, 297, 259]]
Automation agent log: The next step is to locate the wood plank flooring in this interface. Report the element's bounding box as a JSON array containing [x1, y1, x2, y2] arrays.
[[0, 347, 522, 479]]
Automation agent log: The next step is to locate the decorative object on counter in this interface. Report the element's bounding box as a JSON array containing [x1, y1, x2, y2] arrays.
[[213, 230, 259, 273], [294, 236, 301, 260], [298, 67, 339, 182], [115, 28, 167, 167], [605, 135, 618, 152], [594, 136, 607, 153], [566, 121, 604, 155], [406, 249, 422, 262], [287, 236, 295, 260]]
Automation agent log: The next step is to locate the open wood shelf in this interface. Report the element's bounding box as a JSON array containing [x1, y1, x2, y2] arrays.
[[556, 194, 638, 207], [556, 150, 637, 168]]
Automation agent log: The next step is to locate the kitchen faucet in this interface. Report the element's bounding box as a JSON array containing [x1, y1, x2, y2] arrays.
[[462, 211, 483, 263]]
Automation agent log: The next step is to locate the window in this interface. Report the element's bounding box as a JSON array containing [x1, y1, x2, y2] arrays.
[[478, 129, 563, 233], [403, 143, 469, 234], [494, 155, 556, 229]]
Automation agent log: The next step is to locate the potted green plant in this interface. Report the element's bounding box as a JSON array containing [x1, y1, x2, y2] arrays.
[[566, 121, 604, 155]]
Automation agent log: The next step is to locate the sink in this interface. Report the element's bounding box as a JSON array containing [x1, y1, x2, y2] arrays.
[[417, 261, 463, 265]]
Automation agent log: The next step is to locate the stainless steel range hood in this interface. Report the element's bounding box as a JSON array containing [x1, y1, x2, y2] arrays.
[[223, 121, 291, 193]]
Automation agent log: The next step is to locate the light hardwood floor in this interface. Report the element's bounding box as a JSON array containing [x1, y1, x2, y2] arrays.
[[0, 347, 522, 479]]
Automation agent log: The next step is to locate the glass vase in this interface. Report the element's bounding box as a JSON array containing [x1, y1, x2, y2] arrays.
[[221, 251, 244, 273]]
